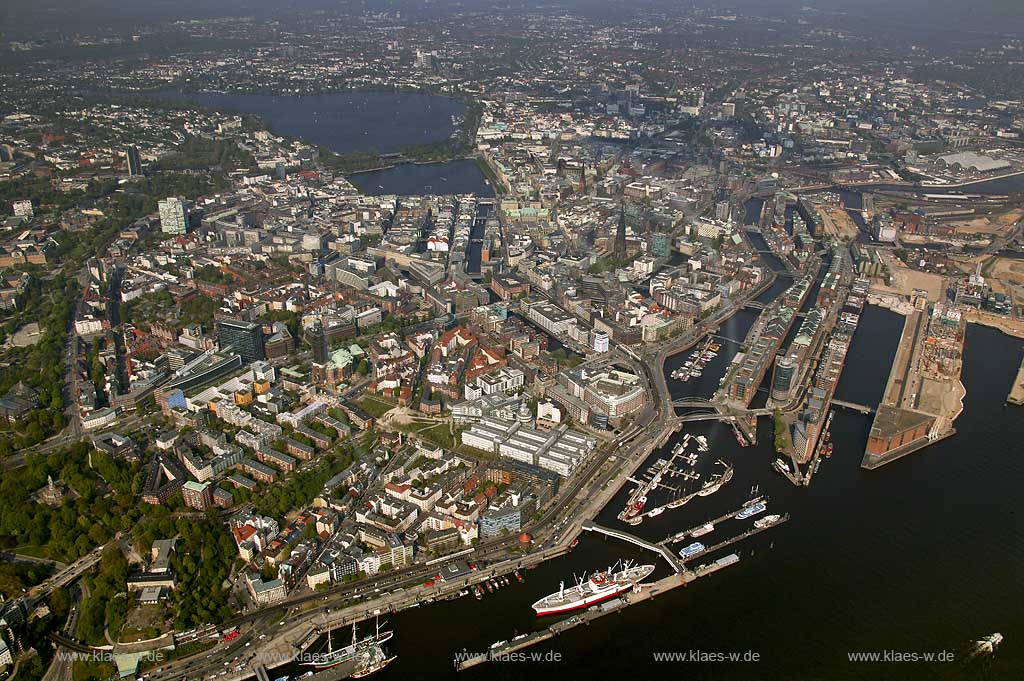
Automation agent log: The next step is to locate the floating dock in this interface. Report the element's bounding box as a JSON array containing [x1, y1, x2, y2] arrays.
[[1008, 357, 1024, 406]]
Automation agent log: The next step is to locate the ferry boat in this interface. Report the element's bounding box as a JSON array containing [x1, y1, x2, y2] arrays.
[[308, 619, 393, 670], [678, 542, 706, 559], [736, 500, 767, 520], [754, 514, 781, 529], [691, 522, 715, 537], [531, 562, 655, 616]]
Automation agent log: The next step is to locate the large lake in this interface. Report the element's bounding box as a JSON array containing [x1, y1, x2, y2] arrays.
[[348, 159, 494, 197], [153, 90, 466, 155], [154, 89, 492, 195]]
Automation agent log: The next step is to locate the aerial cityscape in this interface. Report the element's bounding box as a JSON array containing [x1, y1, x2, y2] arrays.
[[0, 1, 1022, 680]]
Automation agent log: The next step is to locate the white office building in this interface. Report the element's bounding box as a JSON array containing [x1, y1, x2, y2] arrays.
[[158, 197, 189, 234]]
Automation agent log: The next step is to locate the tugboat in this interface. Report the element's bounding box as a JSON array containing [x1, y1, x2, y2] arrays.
[[514, 569, 524, 583], [473, 585, 483, 600]]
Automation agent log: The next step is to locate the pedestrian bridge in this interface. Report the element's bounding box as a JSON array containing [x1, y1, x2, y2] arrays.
[[831, 399, 874, 415], [581, 521, 683, 573], [671, 398, 716, 408]]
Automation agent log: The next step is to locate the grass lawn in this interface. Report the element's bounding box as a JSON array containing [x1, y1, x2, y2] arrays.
[[357, 396, 397, 419]]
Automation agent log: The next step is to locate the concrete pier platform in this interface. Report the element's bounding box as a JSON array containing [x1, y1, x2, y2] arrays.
[[1008, 357, 1024, 406]]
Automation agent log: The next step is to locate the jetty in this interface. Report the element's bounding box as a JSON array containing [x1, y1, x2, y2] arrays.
[[1008, 357, 1024, 406]]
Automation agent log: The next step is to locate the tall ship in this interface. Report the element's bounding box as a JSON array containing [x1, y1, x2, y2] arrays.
[[307, 618, 393, 669], [531, 562, 654, 616], [350, 642, 396, 678], [698, 461, 734, 496]]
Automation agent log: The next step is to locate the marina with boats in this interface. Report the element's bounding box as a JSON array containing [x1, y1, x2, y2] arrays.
[[670, 338, 721, 382], [619, 433, 734, 525]]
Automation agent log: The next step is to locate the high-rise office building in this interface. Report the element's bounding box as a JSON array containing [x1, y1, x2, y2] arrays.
[[126, 145, 143, 176], [771, 356, 797, 401], [310, 321, 329, 365], [158, 197, 189, 234], [649, 232, 671, 259], [216, 318, 265, 364], [715, 200, 731, 223], [613, 206, 627, 259]]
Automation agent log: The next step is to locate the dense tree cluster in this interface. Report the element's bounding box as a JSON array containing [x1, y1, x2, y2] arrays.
[[0, 444, 139, 560]]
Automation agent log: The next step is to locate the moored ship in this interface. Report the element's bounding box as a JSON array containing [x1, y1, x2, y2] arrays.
[[753, 514, 781, 529], [308, 619, 393, 670], [698, 462, 733, 496], [531, 562, 654, 616], [691, 522, 715, 537], [678, 542, 706, 559], [736, 500, 767, 520]]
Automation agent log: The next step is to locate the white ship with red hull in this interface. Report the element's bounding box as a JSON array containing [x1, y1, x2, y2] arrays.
[[531, 562, 654, 616]]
